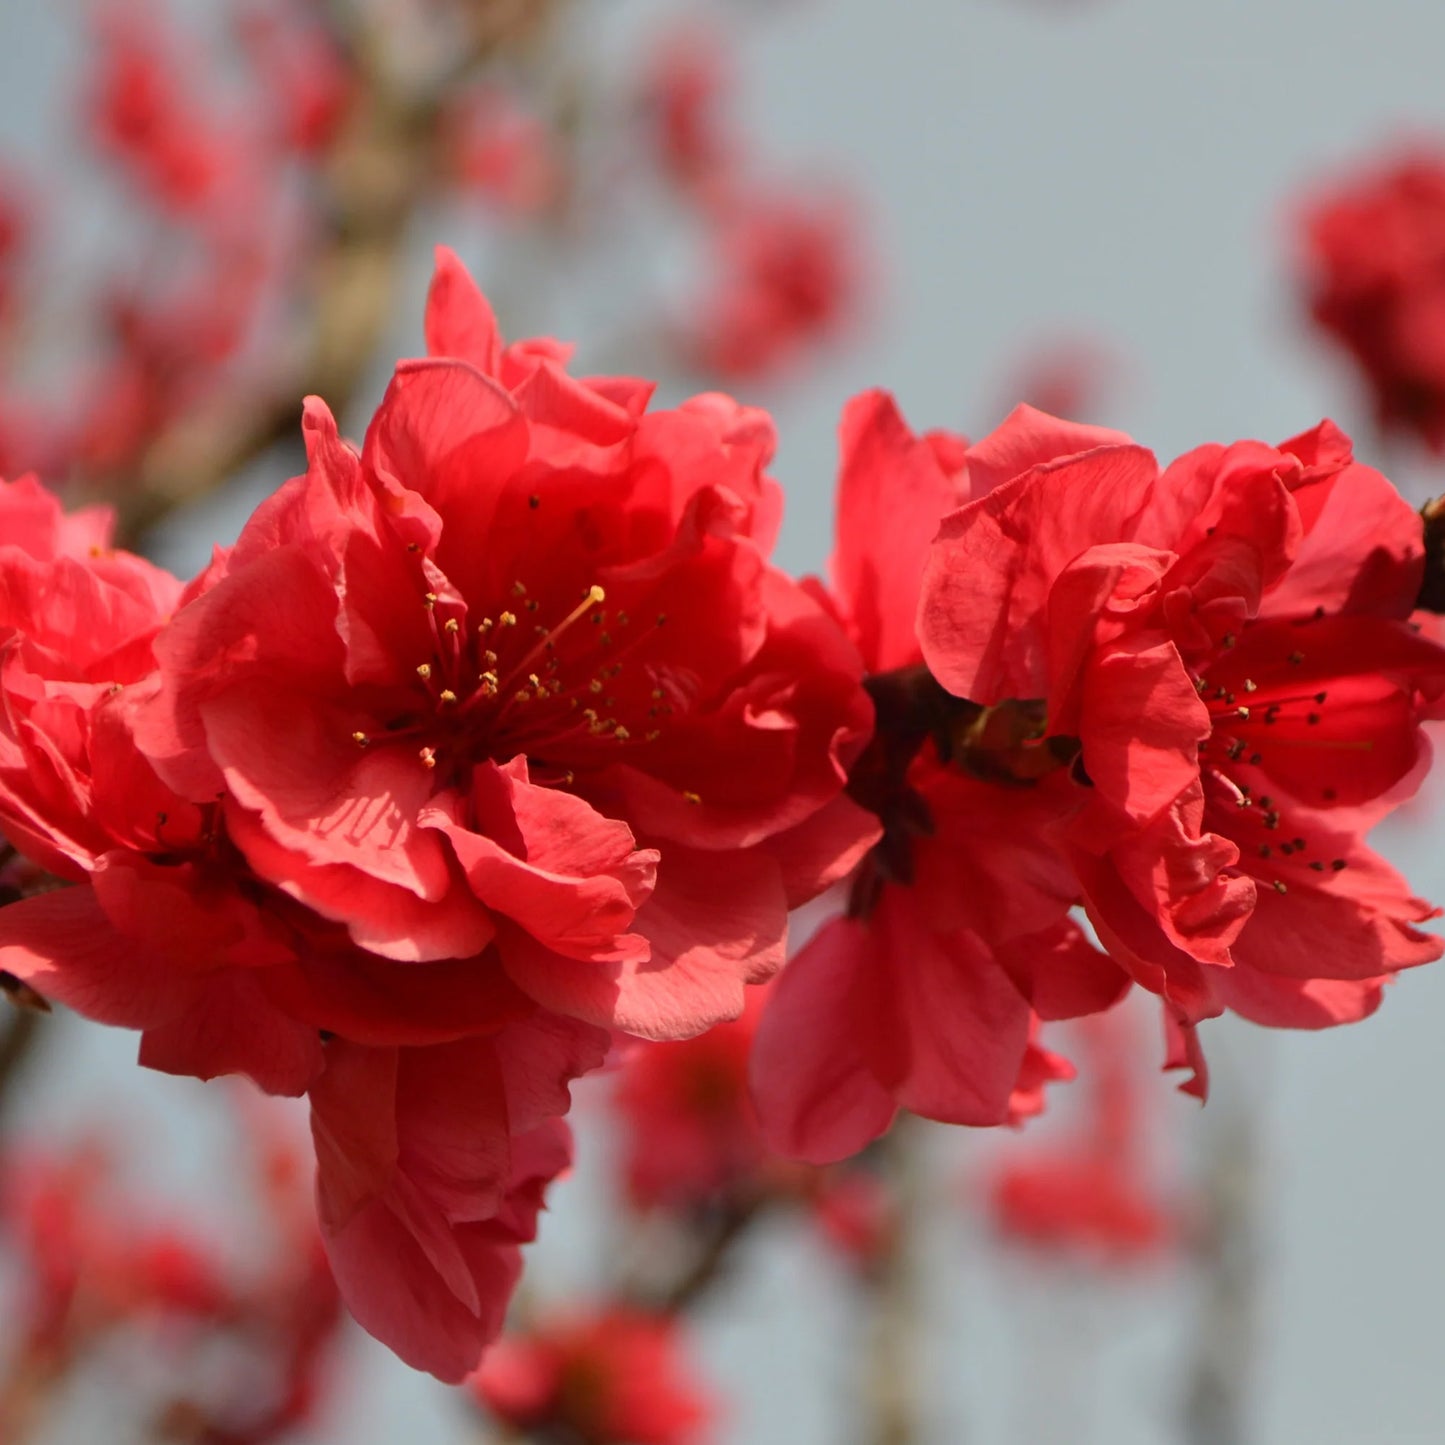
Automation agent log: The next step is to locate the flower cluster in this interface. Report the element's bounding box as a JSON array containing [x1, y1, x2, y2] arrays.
[[0, 250, 872, 1379], [470, 1306, 714, 1445], [0, 252, 1440, 1385], [0, 1103, 342, 1442], [752, 397, 1445, 1160], [1299, 145, 1445, 452]]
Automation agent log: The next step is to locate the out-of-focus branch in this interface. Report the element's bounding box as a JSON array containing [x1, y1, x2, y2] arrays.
[[654, 1192, 768, 1315], [1419, 494, 1445, 612], [111, 0, 568, 547], [1181, 1109, 1261, 1445], [0, 1348, 61, 1445], [860, 1117, 925, 1445], [0, 997, 45, 1127]]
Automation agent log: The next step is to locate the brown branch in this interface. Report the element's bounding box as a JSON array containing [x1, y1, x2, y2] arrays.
[[859, 1118, 925, 1445], [653, 1192, 768, 1315], [0, 1005, 44, 1125], [1181, 1109, 1261, 1445], [1419, 494, 1445, 612], [110, 0, 570, 549]]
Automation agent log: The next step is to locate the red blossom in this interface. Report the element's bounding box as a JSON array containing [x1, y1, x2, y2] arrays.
[[808, 1169, 892, 1268], [236, 2, 354, 158], [614, 985, 773, 1210], [0, 1108, 345, 1443], [1001, 337, 1121, 425], [0, 253, 874, 1378], [682, 187, 862, 383], [986, 1007, 1177, 1263], [88, 6, 230, 216], [448, 88, 561, 217], [751, 392, 1122, 1164], [641, 25, 739, 197], [471, 1307, 714, 1445], [1299, 146, 1445, 452], [919, 407, 1445, 1090], [0, 473, 595, 1378], [136, 247, 874, 1042]]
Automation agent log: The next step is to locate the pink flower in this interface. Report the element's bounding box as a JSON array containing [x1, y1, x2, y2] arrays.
[[751, 393, 1123, 1164], [471, 1307, 714, 1445], [137, 247, 874, 1043], [920, 407, 1445, 1087]]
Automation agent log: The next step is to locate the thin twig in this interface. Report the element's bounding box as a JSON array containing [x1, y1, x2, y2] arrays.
[[654, 1192, 769, 1315], [1182, 1108, 1261, 1445], [860, 1117, 925, 1445], [0, 1007, 44, 1125]]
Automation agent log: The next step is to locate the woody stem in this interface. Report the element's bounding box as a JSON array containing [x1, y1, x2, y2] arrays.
[[860, 1116, 927, 1445], [1181, 1105, 1262, 1445]]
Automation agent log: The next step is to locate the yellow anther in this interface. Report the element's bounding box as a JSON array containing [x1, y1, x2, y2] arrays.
[[482, 649, 498, 666], [479, 671, 499, 695], [587, 585, 606, 604], [614, 726, 631, 741], [1243, 679, 1258, 692], [438, 689, 458, 705], [589, 679, 604, 694], [683, 790, 702, 805], [514, 690, 531, 704], [499, 612, 517, 627], [352, 731, 370, 748], [444, 618, 460, 634], [424, 592, 438, 607], [479, 618, 493, 633], [416, 663, 432, 681], [419, 747, 437, 769]]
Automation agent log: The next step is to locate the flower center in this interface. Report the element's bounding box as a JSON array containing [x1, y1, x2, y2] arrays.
[[1195, 637, 1356, 892], [348, 574, 683, 786]]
